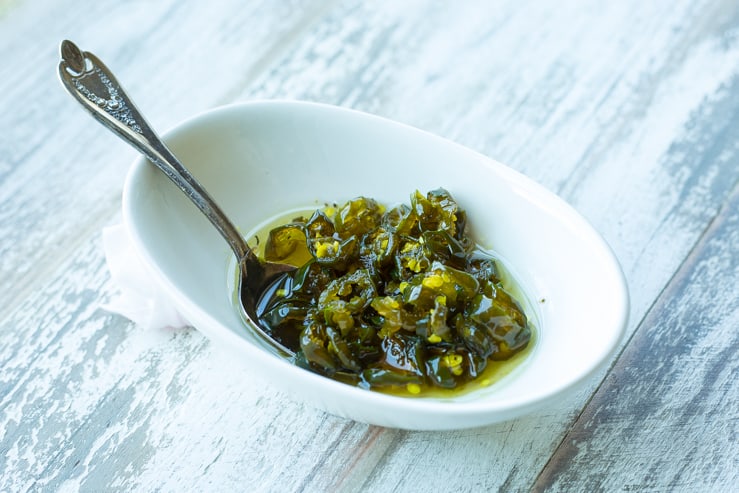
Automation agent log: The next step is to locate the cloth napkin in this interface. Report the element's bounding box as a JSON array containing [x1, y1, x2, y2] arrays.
[[100, 224, 189, 329]]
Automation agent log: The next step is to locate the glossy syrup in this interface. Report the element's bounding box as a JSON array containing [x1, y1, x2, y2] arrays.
[[229, 206, 540, 398]]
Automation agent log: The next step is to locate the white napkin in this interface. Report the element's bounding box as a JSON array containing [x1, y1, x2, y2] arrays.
[[100, 224, 189, 329]]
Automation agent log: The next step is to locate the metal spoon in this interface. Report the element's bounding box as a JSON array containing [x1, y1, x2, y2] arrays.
[[58, 40, 297, 357]]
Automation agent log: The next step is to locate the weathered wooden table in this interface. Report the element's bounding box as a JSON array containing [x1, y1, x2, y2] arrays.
[[1, 1, 737, 491]]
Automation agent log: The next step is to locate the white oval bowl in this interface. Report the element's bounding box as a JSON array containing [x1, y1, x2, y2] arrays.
[[123, 101, 628, 430]]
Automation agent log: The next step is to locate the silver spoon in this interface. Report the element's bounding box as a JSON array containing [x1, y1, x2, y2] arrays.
[[58, 40, 297, 358]]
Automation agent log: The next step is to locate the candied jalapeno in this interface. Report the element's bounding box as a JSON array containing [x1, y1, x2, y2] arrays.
[[402, 261, 479, 310], [413, 293, 451, 343], [421, 230, 469, 269], [318, 269, 377, 334], [326, 326, 362, 372], [318, 269, 377, 311], [411, 188, 461, 236], [466, 250, 502, 286], [360, 335, 426, 390], [299, 314, 337, 373], [254, 188, 533, 395], [264, 223, 312, 266], [455, 313, 498, 359], [370, 296, 403, 335], [383, 203, 419, 237], [334, 197, 384, 238], [467, 285, 531, 360], [394, 237, 430, 276], [305, 210, 335, 238], [258, 300, 308, 353], [308, 235, 359, 269], [359, 227, 398, 269], [382, 203, 412, 230], [289, 260, 333, 301], [345, 322, 381, 365], [425, 346, 467, 389]]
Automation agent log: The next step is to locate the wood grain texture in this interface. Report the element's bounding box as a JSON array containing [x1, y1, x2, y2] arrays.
[[534, 187, 739, 492], [0, 0, 333, 308], [1, 0, 737, 491]]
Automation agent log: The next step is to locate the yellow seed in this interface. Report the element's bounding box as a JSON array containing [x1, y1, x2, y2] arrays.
[[337, 317, 354, 331], [451, 366, 464, 376], [435, 295, 447, 306], [427, 334, 441, 343], [444, 354, 463, 367], [315, 240, 340, 258], [399, 281, 409, 292], [314, 241, 329, 258], [380, 238, 389, 249], [276, 289, 287, 297], [324, 206, 336, 217], [422, 275, 444, 289], [402, 242, 417, 253], [406, 383, 421, 394]]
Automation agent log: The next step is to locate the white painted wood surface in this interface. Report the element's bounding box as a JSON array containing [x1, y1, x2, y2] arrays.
[[1, 0, 737, 491]]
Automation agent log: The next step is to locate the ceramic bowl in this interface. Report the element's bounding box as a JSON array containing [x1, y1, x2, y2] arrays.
[[123, 101, 629, 430]]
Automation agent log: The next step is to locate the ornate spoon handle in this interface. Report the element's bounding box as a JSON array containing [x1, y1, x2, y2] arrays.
[[58, 40, 252, 262]]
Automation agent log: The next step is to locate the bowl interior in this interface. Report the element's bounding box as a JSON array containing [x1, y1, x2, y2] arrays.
[[123, 101, 628, 429]]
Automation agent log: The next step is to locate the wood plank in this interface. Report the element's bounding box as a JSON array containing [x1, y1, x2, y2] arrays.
[[1, 0, 738, 491], [220, 1, 739, 490], [232, 0, 739, 326], [0, 228, 362, 491], [0, 0, 333, 308], [533, 186, 739, 492]]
